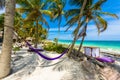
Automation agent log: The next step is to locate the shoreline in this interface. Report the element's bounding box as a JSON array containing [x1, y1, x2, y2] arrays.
[[57, 41, 120, 54]]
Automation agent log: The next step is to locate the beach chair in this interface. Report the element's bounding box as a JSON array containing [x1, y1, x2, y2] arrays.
[[84, 46, 100, 57], [84, 46, 115, 63]]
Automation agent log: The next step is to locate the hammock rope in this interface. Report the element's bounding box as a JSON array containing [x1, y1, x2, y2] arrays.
[[25, 41, 69, 60], [13, 31, 70, 60]]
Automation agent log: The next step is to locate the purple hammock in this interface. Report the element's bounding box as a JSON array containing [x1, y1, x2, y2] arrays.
[[96, 57, 115, 63], [25, 41, 69, 60]]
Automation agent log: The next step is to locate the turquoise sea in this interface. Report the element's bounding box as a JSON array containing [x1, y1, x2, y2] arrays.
[[58, 40, 120, 51]]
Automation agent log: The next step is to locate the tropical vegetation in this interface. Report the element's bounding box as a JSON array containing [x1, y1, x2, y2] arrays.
[[0, 0, 118, 79], [16, 0, 52, 47], [44, 42, 67, 53], [65, 0, 118, 56]]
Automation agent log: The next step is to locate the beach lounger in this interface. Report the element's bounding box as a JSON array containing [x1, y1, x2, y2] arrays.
[[96, 57, 115, 63], [84, 46, 115, 63]]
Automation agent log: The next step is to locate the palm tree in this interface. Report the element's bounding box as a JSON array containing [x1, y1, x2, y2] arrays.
[[23, 23, 48, 42], [37, 25, 48, 41], [65, 0, 118, 56], [16, 0, 52, 48], [65, 0, 87, 56], [0, 0, 15, 78], [47, 0, 65, 31], [14, 14, 48, 42], [14, 12, 23, 29]]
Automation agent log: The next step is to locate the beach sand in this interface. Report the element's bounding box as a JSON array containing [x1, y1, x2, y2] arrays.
[[1, 46, 120, 80], [2, 49, 68, 80]]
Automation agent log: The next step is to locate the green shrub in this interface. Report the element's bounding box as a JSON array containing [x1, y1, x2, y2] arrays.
[[13, 46, 20, 54], [13, 47, 20, 51], [44, 43, 67, 53]]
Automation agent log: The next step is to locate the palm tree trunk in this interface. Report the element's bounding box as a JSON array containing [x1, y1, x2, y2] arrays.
[[77, 18, 89, 53], [34, 20, 39, 48], [0, 0, 15, 78], [67, 0, 87, 57], [67, 22, 80, 57], [78, 24, 87, 53]]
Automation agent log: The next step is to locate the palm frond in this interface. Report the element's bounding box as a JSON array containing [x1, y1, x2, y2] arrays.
[[24, 10, 39, 22], [16, 0, 33, 8], [29, 0, 41, 7], [40, 3, 45, 9], [65, 16, 79, 31], [26, 0, 35, 8], [76, 19, 87, 38], [16, 8, 31, 13], [92, 17, 101, 34], [70, 0, 83, 6], [65, 9, 80, 20], [96, 15, 107, 32], [73, 23, 83, 37], [92, 0, 107, 10], [39, 16, 50, 30], [41, 10, 53, 19], [15, 12, 24, 26], [46, 0, 65, 31], [99, 12, 119, 19]]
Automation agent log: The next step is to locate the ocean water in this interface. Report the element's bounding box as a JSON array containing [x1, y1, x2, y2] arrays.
[[58, 40, 120, 52]]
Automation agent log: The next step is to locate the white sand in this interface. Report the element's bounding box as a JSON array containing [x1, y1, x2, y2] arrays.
[[2, 47, 120, 80], [22, 67, 66, 80], [21, 52, 67, 80], [2, 48, 68, 80]]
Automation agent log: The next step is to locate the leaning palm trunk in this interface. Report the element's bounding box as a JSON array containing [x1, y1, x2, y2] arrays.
[[78, 19, 89, 53], [67, 0, 87, 57], [78, 35, 85, 53], [77, 25, 87, 53], [0, 0, 15, 78]]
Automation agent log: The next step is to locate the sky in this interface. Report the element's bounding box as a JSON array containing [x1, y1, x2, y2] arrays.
[[48, 0, 120, 41], [0, 0, 120, 41]]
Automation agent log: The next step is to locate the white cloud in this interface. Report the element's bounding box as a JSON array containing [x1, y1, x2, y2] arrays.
[[55, 12, 120, 40], [85, 13, 120, 40], [49, 26, 76, 31], [49, 16, 120, 40]]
